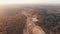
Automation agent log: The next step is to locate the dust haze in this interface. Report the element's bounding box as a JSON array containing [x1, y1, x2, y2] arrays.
[[0, 4, 60, 34]]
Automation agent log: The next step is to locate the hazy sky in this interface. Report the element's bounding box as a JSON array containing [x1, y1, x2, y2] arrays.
[[0, 0, 60, 4]]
